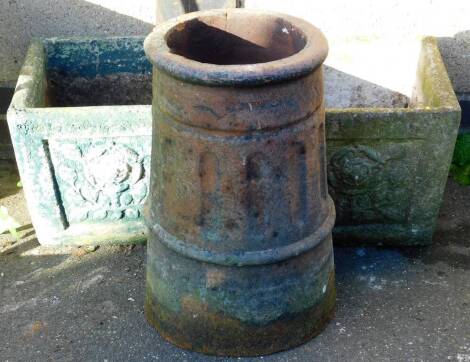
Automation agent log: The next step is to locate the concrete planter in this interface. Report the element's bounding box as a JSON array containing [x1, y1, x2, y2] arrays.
[[326, 37, 460, 245], [8, 37, 152, 246], [9, 36, 459, 246]]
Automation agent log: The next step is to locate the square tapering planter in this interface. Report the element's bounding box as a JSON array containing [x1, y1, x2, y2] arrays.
[[325, 37, 460, 245], [8, 36, 459, 246], [8, 37, 152, 246]]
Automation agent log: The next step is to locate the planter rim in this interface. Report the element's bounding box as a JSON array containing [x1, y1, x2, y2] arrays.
[[144, 9, 328, 86]]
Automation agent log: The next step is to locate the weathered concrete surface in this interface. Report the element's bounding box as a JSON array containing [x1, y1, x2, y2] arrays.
[[7, 37, 152, 246], [439, 32, 470, 96], [1, 167, 469, 360], [326, 37, 460, 246], [324, 65, 409, 109]]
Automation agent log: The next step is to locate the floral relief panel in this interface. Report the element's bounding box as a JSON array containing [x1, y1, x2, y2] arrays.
[[48, 137, 151, 224], [327, 141, 422, 226]]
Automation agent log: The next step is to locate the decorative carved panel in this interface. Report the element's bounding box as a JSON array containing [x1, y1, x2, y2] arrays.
[[49, 137, 151, 223], [327, 142, 421, 225]]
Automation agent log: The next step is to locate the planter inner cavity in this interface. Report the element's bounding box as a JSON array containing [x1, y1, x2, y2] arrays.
[[323, 39, 421, 109], [45, 38, 152, 107], [324, 65, 410, 108]]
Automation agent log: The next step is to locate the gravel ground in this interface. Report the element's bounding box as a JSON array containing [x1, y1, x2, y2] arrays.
[[0, 162, 469, 361]]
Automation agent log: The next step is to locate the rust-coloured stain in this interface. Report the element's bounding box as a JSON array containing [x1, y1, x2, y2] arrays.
[[144, 9, 335, 356]]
